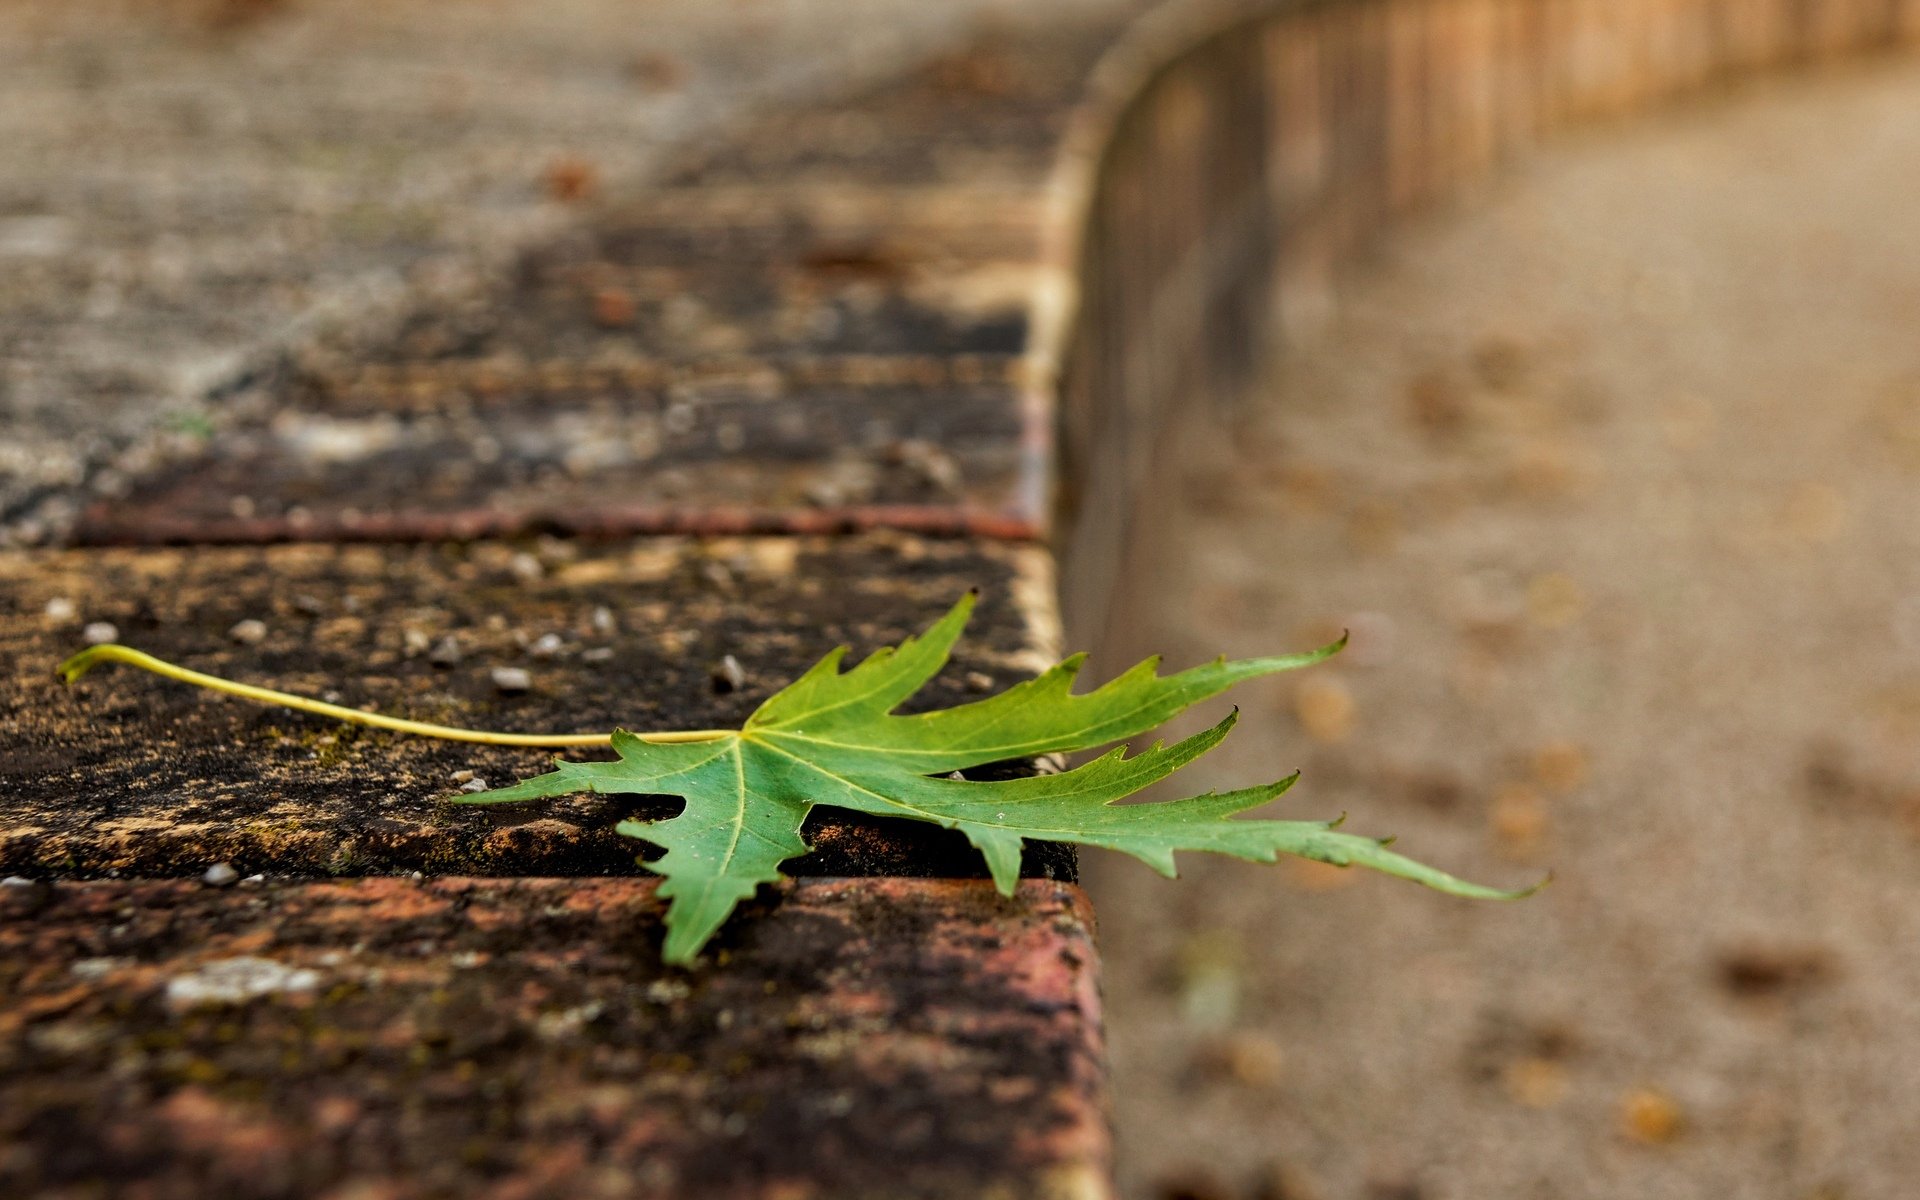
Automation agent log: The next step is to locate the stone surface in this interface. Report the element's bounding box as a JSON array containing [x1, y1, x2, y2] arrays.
[[0, 532, 1071, 883], [0, 0, 1136, 542], [0, 876, 1107, 1200], [65, 19, 1137, 546]]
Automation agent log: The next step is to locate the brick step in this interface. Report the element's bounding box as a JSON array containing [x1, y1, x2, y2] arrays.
[[1, 533, 1069, 884], [65, 32, 1119, 551], [0, 876, 1105, 1200]]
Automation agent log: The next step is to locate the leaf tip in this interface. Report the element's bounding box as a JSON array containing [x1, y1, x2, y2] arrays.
[[1511, 871, 1553, 899]]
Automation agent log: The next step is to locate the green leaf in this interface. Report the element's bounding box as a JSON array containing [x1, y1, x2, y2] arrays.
[[459, 593, 1537, 963]]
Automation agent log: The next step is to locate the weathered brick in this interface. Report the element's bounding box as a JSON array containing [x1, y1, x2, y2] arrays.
[[1, 533, 1069, 884], [0, 876, 1107, 1200]]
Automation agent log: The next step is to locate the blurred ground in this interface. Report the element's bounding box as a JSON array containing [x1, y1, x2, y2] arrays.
[[0, 0, 1120, 542], [1091, 57, 1920, 1200]]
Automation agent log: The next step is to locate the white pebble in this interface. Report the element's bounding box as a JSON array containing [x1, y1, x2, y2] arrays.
[[165, 957, 320, 1009], [491, 667, 532, 694], [509, 553, 544, 583], [459, 777, 491, 793], [43, 597, 77, 623], [529, 633, 565, 658], [202, 862, 239, 887], [710, 654, 746, 693], [82, 622, 119, 645], [228, 619, 268, 646]]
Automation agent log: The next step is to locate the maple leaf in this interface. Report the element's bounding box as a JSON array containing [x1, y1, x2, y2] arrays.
[[457, 593, 1534, 963]]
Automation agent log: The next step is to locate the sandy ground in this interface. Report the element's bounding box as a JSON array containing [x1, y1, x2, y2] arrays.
[[1090, 57, 1920, 1200], [0, 0, 1124, 541]]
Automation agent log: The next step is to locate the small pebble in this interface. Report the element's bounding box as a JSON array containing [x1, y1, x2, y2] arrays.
[[1490, 783, 1549, 858], [228, 619, 268, 646], [1717, 944, 1834, 996], [202, 863, 239, 888], [43, 597, 77, 623], [459, 777, 491, 794], [645, 978, 691, 1005], [545, 155, 599, 202], [428, 637, 464, 667], [1293, 676, 1355, 743], [292, 594, 327, 617], [509, 553, 544, 584], [402, 627, 432, 655], [710, 654, 746, 694], [1503, 1057, 1570, 1109], [534, 536, 578, 568], [582, 646, 614, 663], [450, 769, 476, 784], [491, 667, 532, 694], [3, 876, 35, 888], [529, 633, 566, 659], [1621, 1087, 1684, 1144], [82, 621, 119, 645], [964, 671, 996, 693], [591, 606, 617, 636], [1533, 741, 1589, 792], [242, 874, 265, 886], [592, 286, 636, 328]]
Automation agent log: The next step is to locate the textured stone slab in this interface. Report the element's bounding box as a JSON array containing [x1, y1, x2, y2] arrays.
[[0, 876, 1108, 1200], [0, 0, 1119, 544], [64, 25, 1130, 548], [74, 183, 1052, 545], [76, 370, 1032, 545], [0, 532, 1071, 883]]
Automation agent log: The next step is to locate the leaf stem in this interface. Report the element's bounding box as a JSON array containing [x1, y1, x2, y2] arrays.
[[56, 644, 730, 748]]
